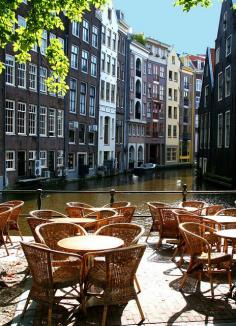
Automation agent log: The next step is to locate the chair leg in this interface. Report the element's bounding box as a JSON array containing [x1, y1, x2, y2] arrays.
[[21, 296, 31, 317], [134, 274, 141, 294], [179, 272, 188, 290], [17, 225, 24, 241], [209, 273, 214, 299], [145, 230, 151, 242], [1, 235, 9, 256], [101, 305, 108, 326], [135, 294, 145, 321]]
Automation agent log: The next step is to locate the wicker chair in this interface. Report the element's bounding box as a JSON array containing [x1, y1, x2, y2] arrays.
[[35, 222, 87, 260], [199, 204, 224, 216], [21, 242, 83, 326], [84, 215, 127, 232], [95, 223, 145, 293], [0, 206, 13, 255], [84, 244, 146, 326], [2, 200, 24, 241], [179, 222, 232, 298], [84, 208, 118, 220], [26, 217, 53, 243], [146, 202, 170, 242], [215, 208, 236, 216], [30, 209, 67, 219], [115, 206, 136, 222], [180, 200, 205, 209], [103, 201, 131, 208]]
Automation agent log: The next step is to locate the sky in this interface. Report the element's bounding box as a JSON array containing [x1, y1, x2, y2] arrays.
[[114, 0, 222, 55]]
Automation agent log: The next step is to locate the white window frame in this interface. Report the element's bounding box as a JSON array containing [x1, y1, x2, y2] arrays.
[[215, 47, 220, 64], [6, 151, 16, 171], [226, 35, 232, 57], [225, 65, 231, 97], [217, 113, 223, 148], [40, 67, 47, 93], [91, 55, 97, 77], [81, 50, 89, 73], [57, 110, 64, 137], [17, 102, 26, 135], [48, 108, 56, 137], [29, 104, 37, 136], [92, 26, 98, 48], [39, 151, 47, 168], [5, 55, 15, 86], [82, 19, 89, 43], [40, 30, 47, 55], [72, 21, 80, 37], [218, 72, 223, 101], [225, 110, 230, 148], [18, 63, 26, 88], [69, 78, 77, 113], [5, 100, 15, 134], [29, 63, 37, 91], [39, 106, 47, 136], [71, 44, 79, 69]]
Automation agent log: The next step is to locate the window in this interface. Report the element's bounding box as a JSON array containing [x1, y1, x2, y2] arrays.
[[226, 35, 232, 56], [172, 56, 175, 64], [107, 55, 111, 74], [108, 8, 112, 20], [160, 66, 164, 78], [169, 70, 173, 81], [5, 100, 15, 134], [101, 80, 105, 100], [40, 151, 47, 168], [69, 128, 75, 143], [71, 45, 79, 69], [196, 79, 202, 92], [225, 65, 231, 97], [68, 153, 75, 169], [167, 148, 177, 161], [112, 32, 116, 51], [168, 88, 172, 100], [104, 116, 109, 145], [184, 76, 189, 89], [225, 111, 230, 148], [112, 58, 116, 76], [203, 113, 207, 149], [57, 150, 64, 167], [48, 108, 56, 136], [168, 125, 171, 138], [5, 55, 15, 85], [106, 82, 110, 101], [69, 78, 77, 113], [88, 153, 94, 168], [196, 96, 200, 109], [39, 67, 47, 93], [111, 85, 115, 103], [91, 55, 97, 77], [18, 15, 26, 28], [18, 63, 26, 88], [89, 86, 96, 117], [29, 64, 37, 90], [6, 151, 15, 171], [174, 72, 178, 82], [79, 124, 85, 144], [174, 107, 177, 119], [101, 25, 106, 45], [80, 83, 87, 115], [57, 110, 63, 137], [29, 104, 37, 135], [92, 26, 98, 47], [81, 50, 89, 73], [40, 30, 47, 54], [174, 89, 178, 102], [217, 113, 223, 148], [101, 52, 105, 72], [39, 107, 47, 136], [215, 47, 220, 64], [173, 125, 177, 138], [107, 29, 111, 47], [17, 102, 26, 135], [168, 106, 172, 119], [72, 21, 80, 37], [159, 85, 164, 100], [82, 20, 89, 42], [204, 85, 209, 107], [218, 72, 223, 101]]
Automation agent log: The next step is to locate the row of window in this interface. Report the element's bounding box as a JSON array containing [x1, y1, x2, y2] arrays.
[[168, 106, 178, 119], [68, 124, 96, 145], [168, 70, 179, 82], [101, 52, 116, 76], [70, 45, 97, 76], [69, 79, 96, 115], [72, 20, 98, 48], [5, 100, 64, 137], [101, 25, 117, 51], [128, 124, 145, 137], [100, 80, 116, 103]]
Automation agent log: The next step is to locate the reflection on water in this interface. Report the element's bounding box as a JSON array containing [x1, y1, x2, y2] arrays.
[[4, 167, 236, 235]]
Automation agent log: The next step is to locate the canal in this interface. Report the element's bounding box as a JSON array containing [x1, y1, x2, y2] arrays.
[[4, 167, 236, 235]]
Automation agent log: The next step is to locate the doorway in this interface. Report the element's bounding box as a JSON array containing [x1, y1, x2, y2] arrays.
[[18, 151, 26, 177]]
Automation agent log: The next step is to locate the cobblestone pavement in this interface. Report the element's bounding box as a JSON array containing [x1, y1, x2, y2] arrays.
[[2, 237, 236, 325]]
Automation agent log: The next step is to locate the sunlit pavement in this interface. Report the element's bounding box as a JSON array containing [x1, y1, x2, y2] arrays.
[[1, 236, 236, 325]]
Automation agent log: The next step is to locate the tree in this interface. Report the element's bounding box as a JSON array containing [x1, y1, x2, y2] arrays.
[[0, 0, 212, 94], [0, 0, 107, 94]]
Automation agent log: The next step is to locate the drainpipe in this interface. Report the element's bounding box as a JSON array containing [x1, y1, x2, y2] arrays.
[[63, 32, 69, 175], [124, 35, 131, 172], [2, 49, 6, 189], [36, 46, 41, 160]]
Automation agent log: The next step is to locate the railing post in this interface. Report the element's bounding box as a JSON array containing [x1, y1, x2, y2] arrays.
[[37, 188, 42, 209], [182, 184, 187, 202], [110, 189, 115, 206]]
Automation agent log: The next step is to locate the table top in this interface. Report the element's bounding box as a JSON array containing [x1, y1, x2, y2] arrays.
[[51, 217, 95, 224], [203, 215, 236, 224], [58, 235, 124, 253], [216, 229, 236, 240], [183, 206, 200, 212]]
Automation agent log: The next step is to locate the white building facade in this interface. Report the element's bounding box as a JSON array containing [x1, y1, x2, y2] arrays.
[[98, 2, 118, 172]]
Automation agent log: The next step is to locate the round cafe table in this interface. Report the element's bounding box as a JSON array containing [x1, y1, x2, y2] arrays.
[[203, 216, 236, 229], [51, 217, 95, 225], [57, 235, 124, 254]]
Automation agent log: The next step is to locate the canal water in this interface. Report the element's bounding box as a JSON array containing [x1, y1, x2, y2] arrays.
[[5, 167, 236, 235]]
